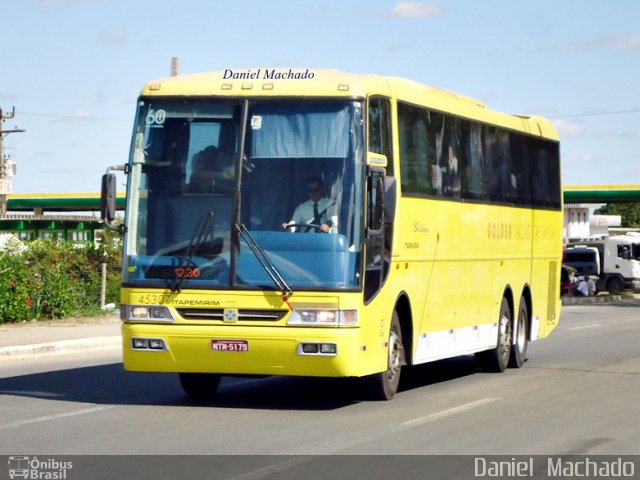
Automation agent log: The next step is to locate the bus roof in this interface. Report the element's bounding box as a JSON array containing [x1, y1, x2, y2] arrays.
[[140, 68, 558, 140]]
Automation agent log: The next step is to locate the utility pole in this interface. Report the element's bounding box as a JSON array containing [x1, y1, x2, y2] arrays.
[[171, 56, 179, 76], [0, 107, 25, 217]]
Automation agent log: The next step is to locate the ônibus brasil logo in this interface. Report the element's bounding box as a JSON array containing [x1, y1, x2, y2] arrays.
[[8, 456, 73, 480]]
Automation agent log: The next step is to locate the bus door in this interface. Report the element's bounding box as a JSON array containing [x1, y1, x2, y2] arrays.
[[364, 166, 388, 302]]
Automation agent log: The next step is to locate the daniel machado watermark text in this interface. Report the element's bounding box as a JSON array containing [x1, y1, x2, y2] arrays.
[[475, 456, 636, 478]]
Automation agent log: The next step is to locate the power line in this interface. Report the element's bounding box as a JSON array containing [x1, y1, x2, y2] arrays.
[[16, 111, 131, 122], [548, 108, 640, 119]]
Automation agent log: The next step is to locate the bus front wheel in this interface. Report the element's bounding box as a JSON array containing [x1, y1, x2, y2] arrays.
[[476, 297, 512, 373], [362, 312, 404, 400], [179, 373, 221, 401]]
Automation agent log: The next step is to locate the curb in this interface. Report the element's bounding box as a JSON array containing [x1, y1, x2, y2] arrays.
[[0, 336, 122, 360], [561, 294, 637, 306]]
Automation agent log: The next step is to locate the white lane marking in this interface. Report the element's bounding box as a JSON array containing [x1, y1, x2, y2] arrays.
[[0, 405, 113, 429], [568, 324, 601, 331], [225, 457, 312, 480], [402, 397, 503, 427]]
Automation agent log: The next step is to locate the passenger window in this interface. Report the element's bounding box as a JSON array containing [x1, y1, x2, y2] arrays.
[[435, 115, 461, 199], [485, 127, 511, 203], [462, 123, 488, 200], [398, 103, 436, 195]]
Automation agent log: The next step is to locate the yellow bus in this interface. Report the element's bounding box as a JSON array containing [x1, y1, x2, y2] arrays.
[[101, 68, 562, 400]]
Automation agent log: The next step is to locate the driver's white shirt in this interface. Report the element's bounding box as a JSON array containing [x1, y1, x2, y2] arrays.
[[287, 197, 337, 232]]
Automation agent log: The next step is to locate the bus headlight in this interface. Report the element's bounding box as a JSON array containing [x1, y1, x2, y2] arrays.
[[288, 309, 358, 327], [122, 305, 175, 322]]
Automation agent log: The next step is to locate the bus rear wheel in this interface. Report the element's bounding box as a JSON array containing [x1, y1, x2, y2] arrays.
[[476, 297, 512, 373], [508, 296, 528, 368], [362, 312, 404, 400], [179, 373, 221, 401]]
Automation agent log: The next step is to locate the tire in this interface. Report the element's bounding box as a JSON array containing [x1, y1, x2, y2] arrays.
[[607, 277, 624, 295], [362, 312, 405, 400], [476, 297, 512, 373], [179, 373, 221, 401], [508, 296, 528, 368]]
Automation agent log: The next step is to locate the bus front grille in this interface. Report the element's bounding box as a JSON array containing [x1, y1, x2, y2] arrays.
[[177, 308, 288, 322]]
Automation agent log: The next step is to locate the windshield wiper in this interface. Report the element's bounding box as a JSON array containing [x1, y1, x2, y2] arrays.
[[235, 223, 293, 298], [170, 211, 214, 293]]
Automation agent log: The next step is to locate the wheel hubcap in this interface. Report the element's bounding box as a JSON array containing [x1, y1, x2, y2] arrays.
[[499, 313, 512, 361], [387, 328, 402, 383]]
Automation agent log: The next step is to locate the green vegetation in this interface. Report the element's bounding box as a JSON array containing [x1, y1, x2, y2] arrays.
[[0, 233, 122, 323]]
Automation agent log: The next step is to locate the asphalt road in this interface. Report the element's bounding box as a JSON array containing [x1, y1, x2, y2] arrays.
[[1, 302, 638, 465]]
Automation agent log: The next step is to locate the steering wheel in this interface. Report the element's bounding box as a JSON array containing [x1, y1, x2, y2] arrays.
[[284, 223, 323, 233]]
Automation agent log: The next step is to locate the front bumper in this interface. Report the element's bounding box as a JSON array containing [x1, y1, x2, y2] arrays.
[[122, 323, 379, 378]]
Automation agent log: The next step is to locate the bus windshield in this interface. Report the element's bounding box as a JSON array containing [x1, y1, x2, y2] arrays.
[[122, 98, 365, 291]]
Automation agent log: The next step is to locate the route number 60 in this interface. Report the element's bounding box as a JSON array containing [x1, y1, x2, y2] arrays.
[[145, 109, 167, 125]]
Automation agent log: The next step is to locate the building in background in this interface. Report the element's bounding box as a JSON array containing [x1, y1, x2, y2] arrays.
[[564, 203, 622, 241], [0, 193, 125, 243]]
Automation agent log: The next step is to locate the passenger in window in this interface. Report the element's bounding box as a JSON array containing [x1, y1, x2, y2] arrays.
[[442, 144, 461, 197], [282, 176, 337, 233], [189, 145, 235, 193]]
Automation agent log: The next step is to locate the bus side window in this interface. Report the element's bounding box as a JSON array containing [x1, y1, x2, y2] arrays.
[[369, 96, 396, 269], [436, 116, 461, 199], [368, 97, 394, 177], [486, 127, 511, 203]]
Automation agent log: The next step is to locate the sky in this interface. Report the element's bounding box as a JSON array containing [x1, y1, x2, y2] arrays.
[[2, 0, 639, 194]]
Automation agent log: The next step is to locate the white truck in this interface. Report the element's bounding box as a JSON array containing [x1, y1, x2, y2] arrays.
[[564, 233, 640, 294]]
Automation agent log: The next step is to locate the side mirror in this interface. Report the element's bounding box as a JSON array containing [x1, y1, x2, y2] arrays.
[[100, 173, 125, 234], [101, 173, 117, 223], [100, 164, 126, 233]]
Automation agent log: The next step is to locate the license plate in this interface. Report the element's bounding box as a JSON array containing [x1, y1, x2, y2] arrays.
[[211, 339, 249, 352]]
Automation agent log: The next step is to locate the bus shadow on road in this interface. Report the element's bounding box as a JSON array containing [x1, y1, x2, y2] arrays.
[[0, 363, 180, 407], [399, 355, 479, 392], [0, 355, 482, 411], [0, 363, 357, 411]]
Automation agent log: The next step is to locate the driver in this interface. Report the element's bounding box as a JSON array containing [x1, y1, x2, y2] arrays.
[[282, 176, 337, 233]]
